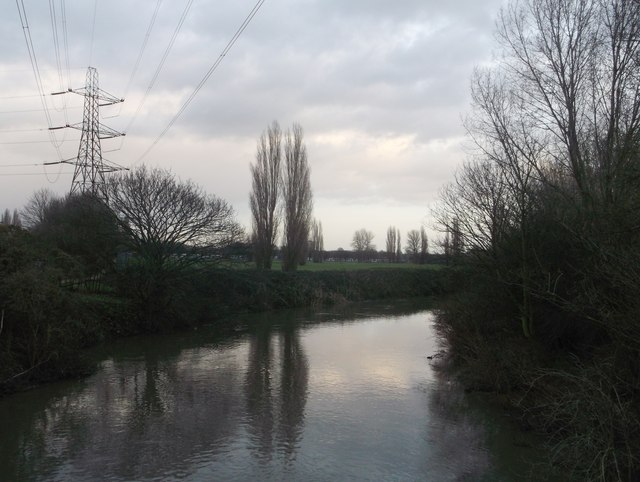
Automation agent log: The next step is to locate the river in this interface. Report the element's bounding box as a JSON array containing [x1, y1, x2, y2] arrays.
[[0, 300, 547, 481]]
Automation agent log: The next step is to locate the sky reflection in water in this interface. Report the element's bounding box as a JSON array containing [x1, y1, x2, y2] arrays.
[[0, 301, 521, 481]]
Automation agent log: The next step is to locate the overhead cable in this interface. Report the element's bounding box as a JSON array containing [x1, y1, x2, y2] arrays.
[[105, 0, 163, 119], [123, 0, 194, 133], [88, 0, 98, 66], [136, 0, 266, 163], [15, 0, 65, 159]]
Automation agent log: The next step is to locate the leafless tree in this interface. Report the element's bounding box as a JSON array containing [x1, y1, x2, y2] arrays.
[[21, 188, 56, 229], [405, 230, 420, 263], [496, 0, 640, 206], [467, 69, 542, 336], [310, 219, 324, 263], [250, 121, 282, 270], [352, 228, 375, 261], [1, 209, 11, 225], [282, 123, 313, 272], [105, 166, 243, 273], [436, 159, 511, 261], [386, 226, 401, 262], [419, 227, 428, 264], [450, 218, 464, 260], [10, 209, 21, 227], [438, 3, 640, 476]]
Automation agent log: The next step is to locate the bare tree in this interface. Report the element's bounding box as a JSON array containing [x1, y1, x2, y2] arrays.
[[405, 230, 420, 263], [450, 218, 464, 260], [435, 159, 511, 260], [10, 209, 21, 227], [250, 121, 282, 270], [385, 226, 401, 262], [1, 209, 10, 225], [310, 219, 324, 263], [21, 188, 56, 229], [352, 228, 375, 261], [496, 0, 640, 206], [105, 166, 243, 273], [282, 123, 313, 272], [419, 226, 428, 264]]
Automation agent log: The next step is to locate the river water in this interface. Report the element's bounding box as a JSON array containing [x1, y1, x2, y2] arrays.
[[0, 300, 546, 481]]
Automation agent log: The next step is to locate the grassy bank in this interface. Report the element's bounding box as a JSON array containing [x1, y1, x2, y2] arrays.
[[197, 267, 448, 315], [266, 260, 443, 271], [0, 266, 447, 394]]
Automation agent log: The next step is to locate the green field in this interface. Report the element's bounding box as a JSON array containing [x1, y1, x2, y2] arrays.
[[266, 261, 443, 271]]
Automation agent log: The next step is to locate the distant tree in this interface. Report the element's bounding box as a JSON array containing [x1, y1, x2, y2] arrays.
[[250, 121, 282, 270], [405, 229, 420, 263], [282, 123, 313, 271], [310, 219, 324, 263], [450, 218, 464, 260], [11, 209, 21, 227], [386, 226, 402, 262], [419, 226, 428, 264], [352, 228, 375, 261], [21, 188, 56, 229], [1, 209, 10, 225]]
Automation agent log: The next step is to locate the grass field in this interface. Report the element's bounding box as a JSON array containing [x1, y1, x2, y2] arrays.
[[265, 261, 444, 271]]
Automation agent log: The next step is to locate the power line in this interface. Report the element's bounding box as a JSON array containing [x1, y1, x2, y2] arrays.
[[0, 171, 73, 176], [88, 0, 98, 66], [0, 138, 80, 144], [48, 0, 70, 124], [0, 162, 46, 168], [136, 0, 266, 163], [61, 0, 71, 88], [0, 106, 80, 114], [0, 158, 73, 184], [123, 0, 195, 134], [0, 94, 42, 99], [49, 0, 63, 91], [0, 128, 49, 133], [105, 0, 163, 119], [15, 0, 66, 158]]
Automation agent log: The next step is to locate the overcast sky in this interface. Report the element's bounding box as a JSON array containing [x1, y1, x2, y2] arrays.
[[0, 0, 505, 250]]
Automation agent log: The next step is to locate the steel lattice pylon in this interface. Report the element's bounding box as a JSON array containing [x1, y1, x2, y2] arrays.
[[68, 67, 125, 197]]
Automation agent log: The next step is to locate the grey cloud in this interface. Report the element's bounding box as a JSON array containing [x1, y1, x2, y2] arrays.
[[1, 0, 506, 247]]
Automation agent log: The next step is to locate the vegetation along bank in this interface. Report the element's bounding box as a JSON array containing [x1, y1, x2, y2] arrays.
[[433, 0, 640, 480], [0, 214, 447, 395]]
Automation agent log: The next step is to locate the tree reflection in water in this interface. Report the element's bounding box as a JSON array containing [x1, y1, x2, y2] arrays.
[[0, 304, 559, 481], [245, 313, 309, 463], [1, 335, 246, 481]]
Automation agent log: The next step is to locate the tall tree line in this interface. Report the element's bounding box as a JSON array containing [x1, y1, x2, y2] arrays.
[[249, 121, 314, 271]]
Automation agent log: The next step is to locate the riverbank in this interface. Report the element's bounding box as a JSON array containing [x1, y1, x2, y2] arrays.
[[0, 267, 449, 395], [434, 266, 640, 481]]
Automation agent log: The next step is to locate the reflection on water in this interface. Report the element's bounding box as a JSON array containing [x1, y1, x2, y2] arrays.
[[245, 315, 308, 463], [0, 300, 543, 481]]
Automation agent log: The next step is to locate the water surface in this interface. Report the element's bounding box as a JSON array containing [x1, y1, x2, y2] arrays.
[[0, 300, 543, 481]]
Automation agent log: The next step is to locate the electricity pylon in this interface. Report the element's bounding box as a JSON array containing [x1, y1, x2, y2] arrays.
[[52, 66, 125, 197]]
